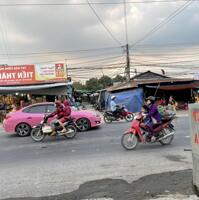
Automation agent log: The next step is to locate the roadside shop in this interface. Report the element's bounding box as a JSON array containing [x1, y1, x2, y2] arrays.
[[0, 64, 73, 117]]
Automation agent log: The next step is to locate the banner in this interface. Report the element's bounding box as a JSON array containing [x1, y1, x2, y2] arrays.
[[0, 64, 67, 85]]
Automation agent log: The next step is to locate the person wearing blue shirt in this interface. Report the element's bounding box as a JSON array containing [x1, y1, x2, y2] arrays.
[[110, 96, 121, 118], [110, 96, 117, 112]]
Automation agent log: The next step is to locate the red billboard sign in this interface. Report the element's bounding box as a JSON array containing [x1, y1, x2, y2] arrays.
[[0, 64, 66, 85]]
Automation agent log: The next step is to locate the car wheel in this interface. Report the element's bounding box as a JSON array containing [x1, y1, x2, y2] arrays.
[[16, 123, 31, 137], [76, 118, 91, 131]]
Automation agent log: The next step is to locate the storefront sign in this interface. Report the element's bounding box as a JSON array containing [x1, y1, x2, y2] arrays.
[[189, 106, 199, 149], [189, 104, 199, 196], [0, 64, 66, 85]]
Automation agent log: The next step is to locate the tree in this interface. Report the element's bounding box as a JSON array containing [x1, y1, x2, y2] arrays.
[[98, 75, 113, 89], [113, 75, 126, 83], [86, 78, 100, 91], [73, 82, 86, 90]]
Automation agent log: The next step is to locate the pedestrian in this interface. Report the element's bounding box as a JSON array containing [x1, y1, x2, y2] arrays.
[[168, 96, 177, 112]]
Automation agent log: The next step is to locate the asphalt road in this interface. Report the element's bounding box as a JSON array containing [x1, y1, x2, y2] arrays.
[[0, 112, 194, 199]]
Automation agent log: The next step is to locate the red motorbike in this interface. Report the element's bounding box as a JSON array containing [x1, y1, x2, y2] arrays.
[[104, 106, 134, 123], [121, 112, 175, 150]]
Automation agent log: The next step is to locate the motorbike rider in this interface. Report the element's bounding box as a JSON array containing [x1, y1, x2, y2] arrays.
[[46, 100, 66, 135], [145, 96, 162, 141], [110, 96, 121, 118], [59, 98, 72, 133], [141, 105, 151, 127]]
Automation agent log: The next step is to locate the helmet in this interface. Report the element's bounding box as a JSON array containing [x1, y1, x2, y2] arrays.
[[146, 96, 156, 102], [111, 96, 116, 100]]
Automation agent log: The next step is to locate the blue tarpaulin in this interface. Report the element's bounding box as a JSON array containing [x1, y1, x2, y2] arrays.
[[106, 88, 144, 113]]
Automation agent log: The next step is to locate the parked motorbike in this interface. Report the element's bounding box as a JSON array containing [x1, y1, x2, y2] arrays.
[[31, 116, 77, 142], [121, 112, 175, 150], [103, 106, 134, 123]]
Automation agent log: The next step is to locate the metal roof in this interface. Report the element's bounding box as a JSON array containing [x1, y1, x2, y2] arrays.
[[0, 82, 71, 91], [0, 82, 73, 95], [107, 78, 196, 92]]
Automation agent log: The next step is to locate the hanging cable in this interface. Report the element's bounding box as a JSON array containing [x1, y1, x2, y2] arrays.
[[0, 1, 197, 6], [130, 0, 193, 48], [86, 0, 123, 47], [123, 0, 129, 44]]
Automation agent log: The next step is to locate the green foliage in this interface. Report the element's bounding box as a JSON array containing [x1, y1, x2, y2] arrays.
[[74, 75, 115, 91], [113, 75, 126, 83], [73, 82, 86, 90], [86, 78, 100, 91], [98, 75, 113, 89]]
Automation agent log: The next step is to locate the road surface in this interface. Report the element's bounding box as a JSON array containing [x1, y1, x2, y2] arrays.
[[0, 112, 194, 199]]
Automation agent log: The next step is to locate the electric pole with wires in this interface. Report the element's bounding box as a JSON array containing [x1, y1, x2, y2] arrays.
[[125, 44, 130, 82], [123, 0, 130, 82]]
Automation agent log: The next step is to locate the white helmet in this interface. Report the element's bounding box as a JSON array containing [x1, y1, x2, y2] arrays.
[[111, 96, 116, 100]]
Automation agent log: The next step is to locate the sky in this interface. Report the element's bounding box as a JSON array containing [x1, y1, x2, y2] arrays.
[[0, 0, 199, 81]]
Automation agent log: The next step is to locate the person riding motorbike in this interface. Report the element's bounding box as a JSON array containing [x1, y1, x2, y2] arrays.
[[60, 99, 72, 132], [141, 105, 151, 127], [110, 96, 121, 118], [46, 100, 66, 135], [145, 96, 162, 141]]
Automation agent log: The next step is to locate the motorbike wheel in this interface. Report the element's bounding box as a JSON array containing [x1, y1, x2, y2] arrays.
[[121, 133, 138, 150], [31, 127, 46, 142], [159, 127, 174, 145], [63, 125, 77, 139], [103, 114, 113, 124], [124, 114, 134, 122]]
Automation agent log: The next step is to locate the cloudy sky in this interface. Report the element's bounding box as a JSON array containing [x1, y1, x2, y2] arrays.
[[0, 0, 199, 81]]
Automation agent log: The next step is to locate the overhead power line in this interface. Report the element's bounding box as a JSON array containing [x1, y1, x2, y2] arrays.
[[131, 50, 199, 57], [131, 58, 199, 66], [134, 42, 199, 49], [68, 62, 126, 70], [0, 47, 123, 60], [66, 50, 123, 61], [130, 0, 193, 48], [0, 0, 197, 6], [130, 61, 199, 69], [86, 0, 123, 47], [0, 46, 121, 56], [70, 54, 124, 65], [123, 0, 129, 44]]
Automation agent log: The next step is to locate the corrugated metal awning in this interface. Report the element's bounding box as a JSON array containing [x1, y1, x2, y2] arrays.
[[145, 81, 199, 90], [0, 82, 72, 95]]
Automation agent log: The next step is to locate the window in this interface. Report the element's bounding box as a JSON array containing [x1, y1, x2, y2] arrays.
[[23, 105, 46, 113], [46, 104, 56, 113]]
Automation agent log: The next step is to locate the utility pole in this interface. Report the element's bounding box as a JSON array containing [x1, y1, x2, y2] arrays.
[[125, 44, 130, 82], [123, 0, 130, 82]]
